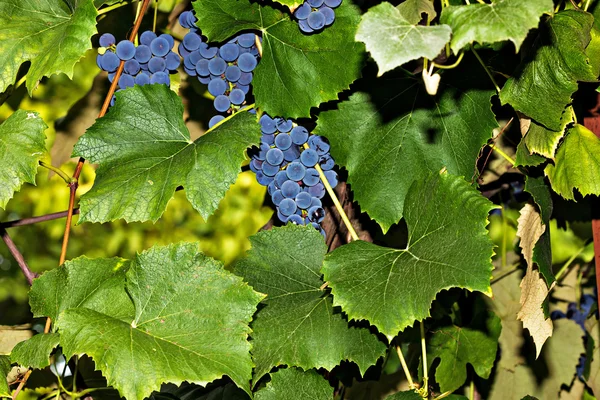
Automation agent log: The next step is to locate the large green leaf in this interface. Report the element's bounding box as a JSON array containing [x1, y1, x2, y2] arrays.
[[356, 2, 451, 76], [440, 0, 553, 53], [427, 305, 501, 392], [50, 243, 263, 400], [0, 0, 97, 94], [0, 355, 10, 398], [0, 110, 47, 209], [73, 84, 261, 223], [29, 257, 133, 322], [545, 124, 600, 199], [193, 0, 364, 119], [10, 333, 60, 369], [233, 226, 386, 384], [322, 173, 495, 338], [254, 368, 332, 400], [315, 67, 497, 232], [499, 10, 596, 131]]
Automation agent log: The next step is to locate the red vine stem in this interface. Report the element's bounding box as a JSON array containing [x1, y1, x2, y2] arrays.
[[58, 0, 153, 266], [0, 209, 80, 229], [0, 228, 37, 285]]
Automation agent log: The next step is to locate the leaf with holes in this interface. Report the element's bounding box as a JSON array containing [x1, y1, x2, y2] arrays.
[[322, 173, 495, 338], [440, 0, 553, 53], [315, 63, 497, 232], [73, 84, 261, 223], [254, 368, 332, 400], [356, 2, 451, 76], [193, 0, 364, 118], [0, 0, 97, 94], [233, 226, 386, 384], [0, 110, 47, 209], [38, 243, 264, 400]]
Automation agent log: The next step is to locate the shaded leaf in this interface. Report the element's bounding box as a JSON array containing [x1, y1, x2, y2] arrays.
[[524, 176, 554, 285], [523, 108, 573, 159], [0, 355, 9, 398], [384, 390, 421, 400], [499, 10, 596, 130], [254, 368, 332, 400], [545, 124, 600, 199], [315, 65, 496, 232], [233, 226, 386, 384], [356, 2, 451, 76], [322, 173, 495, 338], [73, 85, 261, 223], [193, 0, 363, 119], [440, 0, 553, 53], [10, 333, 60, 369], [0, 0, 97, 94], [0, 110, 47, 209], [514, 140, 547, 167]]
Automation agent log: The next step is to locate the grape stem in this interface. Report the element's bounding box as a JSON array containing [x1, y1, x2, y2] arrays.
[[471, 45, 500, 93], [0, 227, 37, 285], [39, 161, 76, 185], [419, 321, 429, 397], [396, 344, 416, 389], [433, 391, 453, 400], [432, 51, 464, 70], [488, 143, 515, 166], [302, 143, 359, 241]]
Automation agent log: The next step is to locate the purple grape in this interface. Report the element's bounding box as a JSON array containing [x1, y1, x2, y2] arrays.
[[101, 51, 120, 72], [140, 31, 157, 46], [214, 95, 231, 112], [99, 33, 115, 47], [150, 37, 170, 56], [135, 45, 152, 63], [237, 53, 257, 72], [150, 71, 170, 85], [148, 57, 166, 73]]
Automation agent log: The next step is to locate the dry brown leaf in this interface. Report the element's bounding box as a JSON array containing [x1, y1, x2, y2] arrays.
[[0, 325, 32, 355], [518, 112, 531, 136], [585, 317, 600, 397]]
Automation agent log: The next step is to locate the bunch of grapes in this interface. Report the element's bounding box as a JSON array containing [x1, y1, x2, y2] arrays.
[[178, 11, 260, 126], [249, 114, 338, 236], [294, 0, 342, 33], [96, 32, 181, 105]]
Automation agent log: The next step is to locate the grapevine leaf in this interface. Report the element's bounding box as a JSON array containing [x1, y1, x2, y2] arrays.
[[516, 204, 552, 357], [514, 141, 547, 167], [254, 368, 332, 400], [499, 10, 596, 131], [0, 110, 47, 209], [0, 0, 97, 94], [396, 0, 437, 22], [315, 66, 497, 232], [322, 173, 495, 338], [29, 257, 133, 323], [545, 124, 600, 199], [427, 308, 501, 393], [10, 333, 60, 369], [440, 0, 553, 53], [356, 2, 451, 76], [193, 0, 364, 119], [523, 108, 573, 159], [270, 0, 301, 9], [149, 383, 249, 400], [384, 391, 422, 400], [524, 176, 554, 285], [56, 243, 263, 400], [585, 317, 600, 397], [73, 85, 261, 223], [233, 226, 386, 384], [0, 355, 9, 398]]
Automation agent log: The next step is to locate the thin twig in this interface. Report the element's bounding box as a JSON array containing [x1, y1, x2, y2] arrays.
[[11, 370, 32, 400], [59, 0, 153, 266], [0, 228, 37, 285], [0, 209, 80, 229], [39, 161, 76, 185], [396, 344, 415, 389], [419, 321, 429, 396], [471, 45, 500, 93]]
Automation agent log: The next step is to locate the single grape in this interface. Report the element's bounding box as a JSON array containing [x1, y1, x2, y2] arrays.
[[199, 45, 219, 59], [238, 33, 255, 48], [262, 161, 280, 176], [99, 33, 116, 47], [165, 52, 180, 70], [239, 72, 253, 85], [288, 214, 305, 225], [189, 50, 203, 66], [262, 133, 275, 145], [308, 206, 325, 223], [308, 183, 325, 198], [118, 73, 135, 89], [281, 180, 300, 198], [274, 171, 288, 188], [140, 31, 157, 46], [256, 170, 274, 186], [276, 119, 293, 133], [303, 168, 320, 186], [277, 209, 290, 223], [324, 170, 338, 187], [115, 40, 135, 60], [225, 65, 242, 82], [300, 149, 319, 167], [229, 88, 245, 105], [134, 45, 152, 63], [290, 126, 309, 145], [324, 0, 342, 7], [235, 83, 250, 94], [295, 192, 312, 209], [214, 94, 231, 112], [208, 57, 227, 75], [124, 59, 140, 75], [310, 197, 322, 208], [237, 53, 257, 72], [268, 180, 277, 195], [307, 10, 326, 30], [183, 32, 201, 51], [148, 57, 166, 73], [100, 51, 120, 72], [184, 55, 196, 70], [208, 78, 228, 96], [260, 115, 277, 134], [220, 43, 240, 62], [283, 146, 301, 162], [159, 33, 175, 49], [150, 37, 170, 56], [266, 148, 284, 166], [196, 59, 210, 76], [299, 19, 313, 33], [319, 154, 335, 170], [178, 42, 190, 58], [308, 0, 324, 6], [272, 190, 284, 206], [179, 11, 194, 29], [295, 3, 311, 20], [150, 71, 170, 85], [275, 133, 292, 150], [320, 6, 335, 25], [135, 72, 150, 85], [279, 198, 297, 216], [208, 115, 225, 128], [286, 162, 306, 181]]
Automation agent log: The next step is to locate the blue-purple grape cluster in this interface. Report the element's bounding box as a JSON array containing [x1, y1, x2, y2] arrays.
[[96, 32, 181, 105], [249, 114, 338, 236], [178, 11, 260, 127], [294, 0, 342, 33]]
